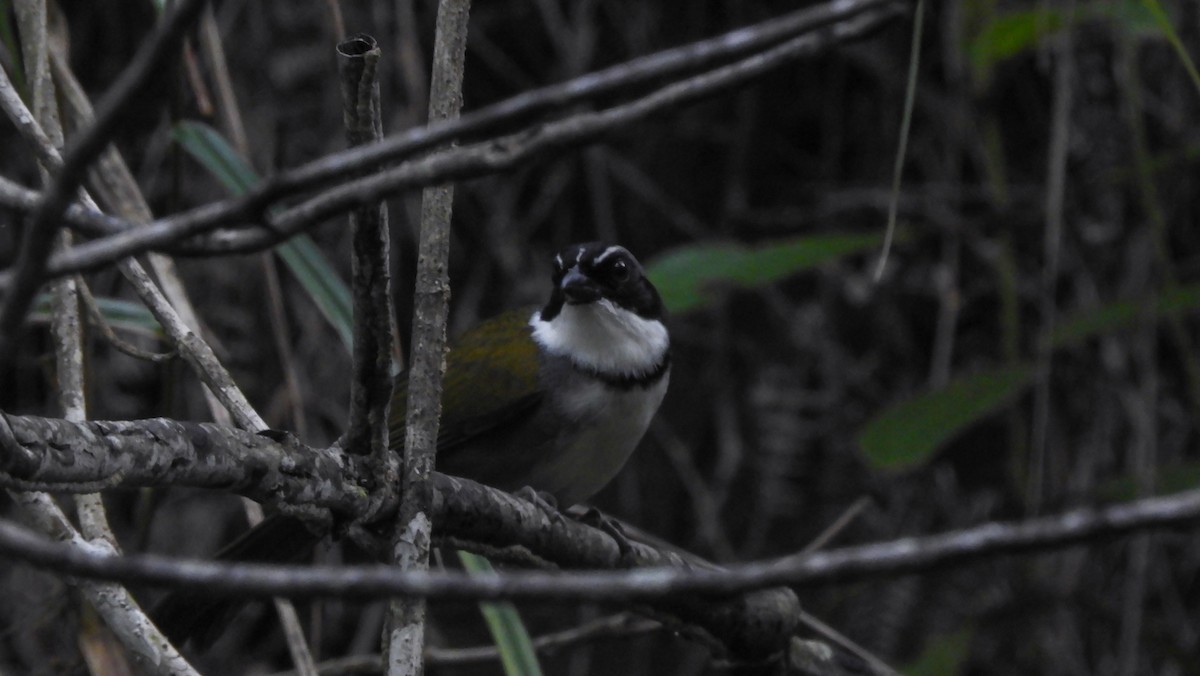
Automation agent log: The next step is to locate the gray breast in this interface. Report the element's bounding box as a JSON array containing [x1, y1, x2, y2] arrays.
[[528, 353, 669, 506]]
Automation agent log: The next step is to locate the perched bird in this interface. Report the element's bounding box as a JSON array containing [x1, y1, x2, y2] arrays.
[[155, 242, 670, 645]]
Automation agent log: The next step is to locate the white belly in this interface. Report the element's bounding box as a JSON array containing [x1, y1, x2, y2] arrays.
[[534, 374, 669, 506]]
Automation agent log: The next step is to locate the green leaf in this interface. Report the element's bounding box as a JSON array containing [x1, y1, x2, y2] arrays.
[[1098, 461, 1200, 501], [858, 365, 1035, 471], [1135, 0, 1200, 95], [646, 234, 883, 314], [32, 293, 164, 339], [172, 121, 259, 193], [1051, 283, 1200, 348], [1098, 0, 1171, 39], [903, 627, 974, 676], [172, 121, 355, 353], [0, 2, 23, 96], [274, 237, 355, 351], [968, 2, 1168, 85], [969, 7, 1065, 82], [457, 551, 544, 676]]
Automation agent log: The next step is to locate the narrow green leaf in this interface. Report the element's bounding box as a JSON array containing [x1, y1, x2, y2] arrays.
[[1138, 0, 1200, 95], [1051, 283, 1200, 348], [172, 121, 355, 352], [274, 238, 355, 351], [172, 121, 259, 193], [32, 293, 164, 339], [0, 2, 24, 96], [903, 627, 974, 676], [457, 551, 544, 676], [646, 234, 883, 314], [1098, 461, 1200, 501], [1100, 0, 1166, 36], [968, 1, 1168, 85], [858, 365, 1035, 471], [969, 7, 1065, 82]]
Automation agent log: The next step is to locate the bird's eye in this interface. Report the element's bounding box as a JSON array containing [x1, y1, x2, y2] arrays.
[[610, 258, 630, 282]]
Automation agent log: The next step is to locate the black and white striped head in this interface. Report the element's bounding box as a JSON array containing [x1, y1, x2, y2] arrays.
[[532, 243, 668, 378]]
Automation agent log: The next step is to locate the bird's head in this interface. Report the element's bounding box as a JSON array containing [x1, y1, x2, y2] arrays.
[[532, 243, 669, 379]]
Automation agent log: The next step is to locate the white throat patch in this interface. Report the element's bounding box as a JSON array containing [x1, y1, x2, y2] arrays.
[[531, 300, 668, 377]]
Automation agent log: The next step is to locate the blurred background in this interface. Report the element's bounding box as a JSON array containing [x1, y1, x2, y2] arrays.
[[3, 0, 1200, 674]]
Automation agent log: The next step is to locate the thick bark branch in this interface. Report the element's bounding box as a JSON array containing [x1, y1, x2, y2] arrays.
[[0, 413, 367, 516], [3, 476, 1197, 601], [6, 413, 1200, 662], [0, 411, 800, 662]]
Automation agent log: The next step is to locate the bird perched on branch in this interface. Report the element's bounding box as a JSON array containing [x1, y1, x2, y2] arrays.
[[155, 241, 670, 646]]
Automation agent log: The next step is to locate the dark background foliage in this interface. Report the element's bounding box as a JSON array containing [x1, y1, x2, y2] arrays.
[[3, 0, 1200, 674]]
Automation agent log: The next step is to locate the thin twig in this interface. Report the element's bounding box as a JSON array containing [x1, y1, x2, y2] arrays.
[[387, 3, 471, 674], [42, 28, 318, 671], [197, 2, 247, 154], [0, 0, 208, 353], [3, 5, 197, 673], [76, 278, 176, 363], [337, 34, 397, 468], [800, 496, 871, 554], [336, 32, 402, 669], [1029, 5, 1075, 514], [0, 2, 902, 281], [264, 615, 660, 675], [0, 486, 1198, 601], [872, 0, 923, 282], [4, 492, 200, 676]]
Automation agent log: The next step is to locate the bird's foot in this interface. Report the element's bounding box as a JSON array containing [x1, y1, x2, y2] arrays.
[[578, 507, 637, 566], [514, 486, 565, 524]]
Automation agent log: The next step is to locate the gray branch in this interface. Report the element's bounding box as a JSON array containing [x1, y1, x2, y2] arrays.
[[387, 2, 471, 672], [0, 410, 800, 664], [4, 465, 1197, 600], [337, 33, 397, 476], [5, 412, 1200, 663], [0, 0, 209, 353], [0, 1, 902, 284], [0, 412, 368, 516]]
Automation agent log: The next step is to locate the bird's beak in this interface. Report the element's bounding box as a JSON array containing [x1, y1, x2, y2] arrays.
[[562, 268, 601, 304]]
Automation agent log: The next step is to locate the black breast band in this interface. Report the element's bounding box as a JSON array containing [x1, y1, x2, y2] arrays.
[[576, 352, 671, 390]]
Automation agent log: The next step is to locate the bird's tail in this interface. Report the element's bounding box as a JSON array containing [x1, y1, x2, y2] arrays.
[[152, 513, 320, 649]]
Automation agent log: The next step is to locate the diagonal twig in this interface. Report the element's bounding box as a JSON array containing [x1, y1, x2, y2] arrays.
[[0, 481, 1196, 604], [0, 0, 208, 353], [0, 1, 902, 283]]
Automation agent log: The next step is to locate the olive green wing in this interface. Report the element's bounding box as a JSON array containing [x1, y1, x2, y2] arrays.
[[388, 307, 543, 453]]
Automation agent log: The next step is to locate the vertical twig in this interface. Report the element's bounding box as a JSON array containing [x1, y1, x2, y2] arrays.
[[42, 22, 319, 673], [338, 34, 396, 471], [385, 2, 471, 674], [1115, 29, 1163, 676], [0, 0, 208, 355], [197, 2, 247, 154], [50, 48, 252, 431], [337, 39, 402, 667], [872, 0, 924, 282], [2, 5, 198, 674], [393, 0, 428, 128], [1029, 7, 1074, 514]]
